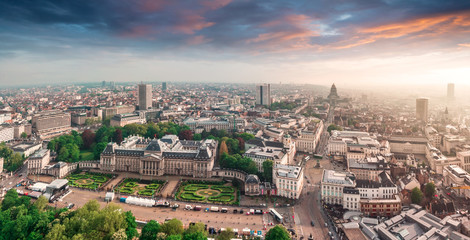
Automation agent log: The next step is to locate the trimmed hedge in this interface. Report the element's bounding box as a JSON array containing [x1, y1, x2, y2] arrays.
[[146, 183, 160, 190], [180, 192, 205, 201], [138, 189, 155, 196], [210, 185, 235, 193], [184, 184, 209, 191], [208, 193, 234, 202]]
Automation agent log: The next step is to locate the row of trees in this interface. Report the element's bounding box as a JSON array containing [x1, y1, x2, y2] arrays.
[[411, 182, 436, 205], [0, 190, 290, 240], [268, 101, 300, 111], [0, 142, 24, 171]]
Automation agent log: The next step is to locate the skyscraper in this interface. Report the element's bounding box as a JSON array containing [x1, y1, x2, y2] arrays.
[[162, 82, 167, 91], [138, 84, 152, 110], [416, 97, 429, 122], [102, 81, 106, 87], [447, 83, 455, 101], [256, 84, 271, 106]]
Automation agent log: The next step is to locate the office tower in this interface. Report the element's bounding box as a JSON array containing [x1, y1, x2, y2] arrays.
[[256, 84, 271, 106], [138, 84, 152, 110], [416, 98, 429, 122], [102, 81, 106, 87], [162, 82, 167, 91], [447, 83, 455, 101]]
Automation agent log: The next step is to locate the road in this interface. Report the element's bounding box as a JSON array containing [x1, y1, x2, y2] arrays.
[[292, 104, 337, 240]]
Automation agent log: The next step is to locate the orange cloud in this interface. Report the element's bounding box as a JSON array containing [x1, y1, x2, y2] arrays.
[[334, 11, 470, 49], [174, 14, 215, 34], [459, 43, 470, 47]]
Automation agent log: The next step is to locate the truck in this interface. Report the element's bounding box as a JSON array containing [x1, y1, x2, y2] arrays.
[[210, 206, 219, 212]]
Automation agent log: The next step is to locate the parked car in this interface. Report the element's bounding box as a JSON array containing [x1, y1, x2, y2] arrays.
[[311, 220, 315, 226], [67, 203, 75, 209], [221, 208, 228, 213], [239, 209, 244, 214], [233, 209, 238, 213], [185, 205, 193, 210]]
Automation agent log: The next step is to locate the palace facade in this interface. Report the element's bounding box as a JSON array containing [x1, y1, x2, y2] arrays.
[[100, 135, 217, 178]]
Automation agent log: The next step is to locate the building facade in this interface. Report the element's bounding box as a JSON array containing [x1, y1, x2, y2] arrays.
[[256, 84, 271, 106], [27, 149, 50, 174], [31, 111, 71, 139], [100, 135, 217, 178], [273, 164, 304, 199], [138, 84, 152, 110], [321, 169, 356, 205], [416, 97, 429, 122]]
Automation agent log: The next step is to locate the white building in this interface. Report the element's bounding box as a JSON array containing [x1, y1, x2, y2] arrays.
[[0, 113, 11, 124], [27, 149, 50, 175], [343, 187, 360, 211], [0, 126, 14, 142], [321, 169, 356, 205], [327, 131, 387, 157], [442, 165, 470, 199], [296, 121, 324, 154], [273, 164, 304, 199], [244, 147, 287, 172], [183, 117, 246, 132], [356, 172, 398, 199], [458, 151, 470, 173]]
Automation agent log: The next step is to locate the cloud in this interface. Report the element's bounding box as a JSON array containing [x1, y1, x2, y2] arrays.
[[459, 43, 470, 47]]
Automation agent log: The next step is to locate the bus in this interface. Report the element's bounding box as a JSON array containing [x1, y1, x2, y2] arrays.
[[314, 154, 322, 159], [269, 208, 283, 223]]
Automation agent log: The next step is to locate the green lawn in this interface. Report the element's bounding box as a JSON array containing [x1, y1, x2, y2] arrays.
[[80, 150, 95, 161]]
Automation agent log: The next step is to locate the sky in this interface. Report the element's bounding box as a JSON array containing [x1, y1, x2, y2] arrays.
[[0, 0, 470, 88]]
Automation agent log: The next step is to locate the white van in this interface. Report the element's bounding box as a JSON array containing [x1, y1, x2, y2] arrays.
[[210, 206, 219, 212]]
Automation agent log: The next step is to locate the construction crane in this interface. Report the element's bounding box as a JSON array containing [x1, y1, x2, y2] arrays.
[[451, 186, 470, 190]]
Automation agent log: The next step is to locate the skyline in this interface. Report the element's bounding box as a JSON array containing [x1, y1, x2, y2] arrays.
[[0, 0, 470, 87]]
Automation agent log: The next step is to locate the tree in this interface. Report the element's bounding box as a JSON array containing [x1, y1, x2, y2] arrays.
[[236, 137, 245, 152], [425, 182, 436, 198], [327, 124, 343, 134], [217, 228, 234, 240], [185, 222, 206, 236], [265, 225, 291, 240], [178, 130, 193, 140], [20, 132, 28, 139], [115, 128, 123, 144], [411, 187, 423, 204], [193, 133, 202, 141], [263, 160, 274, 183], [167, 235, 182, 240], [58, 146, 70, 162], [161, 219, 184, 236], [34, 195, 48, 212], [94, 142, 108, 159], [6, 153, 24, 172], [219, 141, 228, 160], [140, 220, 161, 240], [124, 211, 138, 239], [111, 229, 128, 240], [183, 232, 207, 240], [82, 129, 96, 149]]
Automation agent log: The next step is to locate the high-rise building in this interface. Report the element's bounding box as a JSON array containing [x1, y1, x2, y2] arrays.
[[447, 83, 455, 101], [162, 82, 167, 91], [102, 81, 106, 87], [416, 97, 429, 122], [138, 84, 152, 110], [256, 84, 271, 106]]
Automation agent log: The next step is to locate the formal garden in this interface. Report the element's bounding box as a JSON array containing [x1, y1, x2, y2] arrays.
[[176, 180, 239, 205], [115, 178, 165, 197], [66, 172, 113, 190]]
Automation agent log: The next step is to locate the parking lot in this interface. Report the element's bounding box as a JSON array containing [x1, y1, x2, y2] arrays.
[[58, 188, 273, 232]]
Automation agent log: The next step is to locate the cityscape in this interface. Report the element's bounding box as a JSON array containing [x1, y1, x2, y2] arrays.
[[1, 1, 470, 240]]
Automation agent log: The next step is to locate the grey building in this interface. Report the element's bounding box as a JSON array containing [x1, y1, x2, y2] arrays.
[[138, 83, 152, 110], [256, 84, 271, 106]]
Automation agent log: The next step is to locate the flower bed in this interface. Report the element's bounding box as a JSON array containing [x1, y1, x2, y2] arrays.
[[115, 178, 164, 196], [66, 172, 112, 190], [176, 181, 237, 204]]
